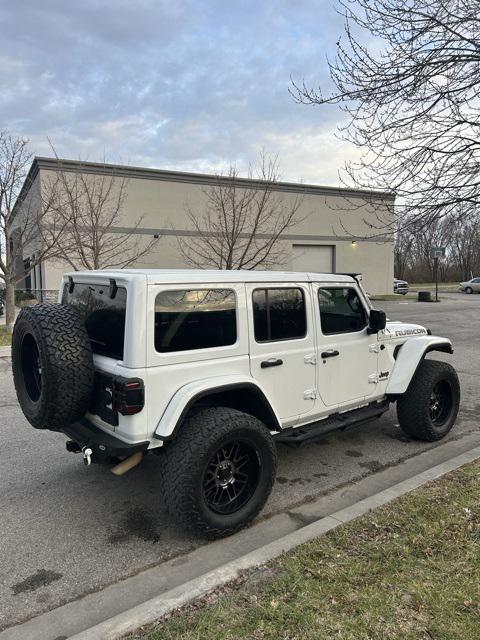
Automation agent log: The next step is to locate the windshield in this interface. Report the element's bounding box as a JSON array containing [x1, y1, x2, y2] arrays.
[[62, 282, 127, 360]]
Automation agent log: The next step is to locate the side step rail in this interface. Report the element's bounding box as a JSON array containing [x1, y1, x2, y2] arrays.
[[274, 400, 390, 448]]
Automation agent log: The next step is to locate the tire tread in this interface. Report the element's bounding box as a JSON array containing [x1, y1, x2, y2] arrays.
[[397, 359, 459, 441], [12, 304, 94, 429], [158, 407, 276, 538]]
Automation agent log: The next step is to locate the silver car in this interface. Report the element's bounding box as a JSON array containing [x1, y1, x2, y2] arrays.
[[459, 277, 480, 294]]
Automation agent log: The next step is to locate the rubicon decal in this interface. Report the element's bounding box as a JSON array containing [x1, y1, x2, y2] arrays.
[[379, 371, 390, 379], [395, 328, 427, 337]]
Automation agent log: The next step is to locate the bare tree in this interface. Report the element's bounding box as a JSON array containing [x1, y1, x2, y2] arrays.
[[293, 0, 480, 232], [178, 155, 305, 270], [447, 205, 480, 280], [394, 221, 414, 281], [0, 133, 70, 329], [394, 211, 480, 283], [44, 156, 158, 271], [408, 218, 452, 281]]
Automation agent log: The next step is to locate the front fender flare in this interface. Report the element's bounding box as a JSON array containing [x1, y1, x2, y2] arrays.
[[153, 375, 281, 441], [386, 336, 453, 395]]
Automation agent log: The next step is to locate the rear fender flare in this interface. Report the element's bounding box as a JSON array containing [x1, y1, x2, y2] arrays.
[[386, 336, 453, 395], [153, 375, 281, 441]]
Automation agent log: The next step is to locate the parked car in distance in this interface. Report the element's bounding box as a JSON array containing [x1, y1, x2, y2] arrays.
[[459, 277, 480, 294], [0, 296, 4, 316], [394, 278, 409, 295]]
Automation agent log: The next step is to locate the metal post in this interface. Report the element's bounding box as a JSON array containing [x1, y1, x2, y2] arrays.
[[435, 256, 439, 302]]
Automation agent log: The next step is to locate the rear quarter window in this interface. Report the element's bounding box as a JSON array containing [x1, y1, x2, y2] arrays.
[[62, 283, 127, 360], [155, 288, 237, 353]]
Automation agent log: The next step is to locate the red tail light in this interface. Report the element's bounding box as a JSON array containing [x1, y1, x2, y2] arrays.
[[113, 377, 145, 416]]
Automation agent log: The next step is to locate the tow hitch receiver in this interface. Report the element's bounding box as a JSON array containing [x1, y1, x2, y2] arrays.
[[66, 440, 93, 466], [66, 440, 82, 453], [82, 446, 93, 466], [63, 419, 149, 464]]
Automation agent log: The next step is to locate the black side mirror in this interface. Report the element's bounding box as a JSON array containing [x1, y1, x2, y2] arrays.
[[368, 309, 386, 334]]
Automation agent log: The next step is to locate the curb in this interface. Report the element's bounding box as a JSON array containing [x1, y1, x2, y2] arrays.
[[68, 444, 480, 640]]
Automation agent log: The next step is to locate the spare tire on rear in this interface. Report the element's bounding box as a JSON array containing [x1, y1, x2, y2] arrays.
[[12, 304, 94, 430]]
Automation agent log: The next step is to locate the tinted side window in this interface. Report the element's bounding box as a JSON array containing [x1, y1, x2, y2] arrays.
[[253, 288, 306, 342], [155, 289, 236, 352], [62, 283, 127, 360], [318, 287, 367, 335]]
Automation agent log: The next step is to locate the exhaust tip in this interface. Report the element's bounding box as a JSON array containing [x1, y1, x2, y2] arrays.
[[111, 452, 144, 476]]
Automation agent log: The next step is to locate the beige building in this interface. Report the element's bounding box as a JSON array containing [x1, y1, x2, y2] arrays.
[[14, 157, 394, 296]]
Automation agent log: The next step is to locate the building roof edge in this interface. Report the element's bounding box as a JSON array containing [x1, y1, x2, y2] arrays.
[[32, 156, 395, 201]]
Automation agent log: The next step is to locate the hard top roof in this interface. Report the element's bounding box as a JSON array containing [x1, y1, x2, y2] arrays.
[[65, 268, 356, 285]]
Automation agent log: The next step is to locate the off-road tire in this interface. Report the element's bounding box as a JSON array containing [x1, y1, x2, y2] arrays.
[[397, 359, 460, 441], [12, 304, 94, 430], [159, 407, 277, 538]]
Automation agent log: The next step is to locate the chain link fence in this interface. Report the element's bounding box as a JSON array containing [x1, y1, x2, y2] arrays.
[[14, 289, 59, 304]]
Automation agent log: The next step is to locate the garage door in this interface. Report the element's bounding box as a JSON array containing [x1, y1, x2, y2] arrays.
[[292, 245, 334, 273]]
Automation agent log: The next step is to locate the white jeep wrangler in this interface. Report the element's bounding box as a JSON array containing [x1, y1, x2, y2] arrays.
[[12, 269, 460, 537]]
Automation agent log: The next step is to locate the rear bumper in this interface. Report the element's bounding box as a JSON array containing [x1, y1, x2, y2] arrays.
[[62, 418, 149, 462]]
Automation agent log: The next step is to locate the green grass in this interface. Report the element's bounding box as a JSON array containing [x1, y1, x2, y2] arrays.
[[0, 325, 11, 347], [133, 461, 480, 640], [370, 293, 416, 301], [410, 282, 459, 291]]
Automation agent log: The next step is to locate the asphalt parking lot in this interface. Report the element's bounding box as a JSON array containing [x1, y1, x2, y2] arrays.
[[1, 292, 479, 632]]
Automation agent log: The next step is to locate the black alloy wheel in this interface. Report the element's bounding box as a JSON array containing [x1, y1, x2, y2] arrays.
[[429, 380, 453, 426], [203, 439, 260, 515]]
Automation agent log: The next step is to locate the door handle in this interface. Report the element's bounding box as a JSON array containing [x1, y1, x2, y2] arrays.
[[261, 358, 284, 368], [321, 349, 339, 359]]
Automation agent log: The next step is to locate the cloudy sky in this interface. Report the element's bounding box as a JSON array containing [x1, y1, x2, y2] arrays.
[[1, 1, 358, 184]]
